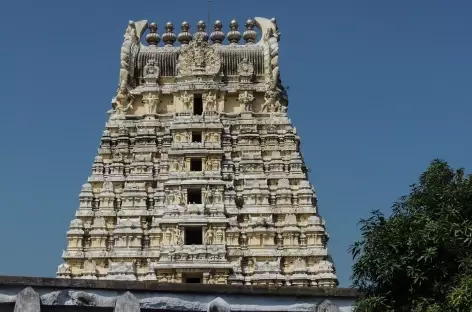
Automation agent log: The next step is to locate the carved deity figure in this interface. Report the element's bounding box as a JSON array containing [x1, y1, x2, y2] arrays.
[[178, 32, 221, 76], [143, 58, 160, 79], [205, 157, 212, 171], [174, 186, 184, 205], [180, 91, 193, 112], [204, 227, 214, 244], [261, 90, 281, 113], [204, 91, 217, 111], [112, 82, 135, 118], [237, 58, 254, 82], [173, 227, 183, 246], [179, 158, 187, 171], [142, 92, 159, 114], [83, 258, 97, 273], [238, 91, 255, 111]]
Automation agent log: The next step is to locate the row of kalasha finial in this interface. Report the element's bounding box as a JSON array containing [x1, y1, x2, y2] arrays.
[[145, 19, 258, 46]]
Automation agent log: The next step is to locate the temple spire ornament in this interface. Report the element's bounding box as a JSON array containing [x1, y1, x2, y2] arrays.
[[58, 17, 338, 288]]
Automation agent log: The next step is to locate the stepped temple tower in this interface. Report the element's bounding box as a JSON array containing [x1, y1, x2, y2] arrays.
[[57, 17, 338, 287]]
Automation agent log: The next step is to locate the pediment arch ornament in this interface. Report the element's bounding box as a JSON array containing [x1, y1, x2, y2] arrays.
[[178, 32, 221, 77]]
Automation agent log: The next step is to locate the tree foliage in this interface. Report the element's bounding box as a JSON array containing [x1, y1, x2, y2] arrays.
[[350, 159, 472, 311]]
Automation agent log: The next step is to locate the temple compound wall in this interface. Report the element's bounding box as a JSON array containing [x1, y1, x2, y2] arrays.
[[0, 276, 357, 312], [57, 17, 339, 288]]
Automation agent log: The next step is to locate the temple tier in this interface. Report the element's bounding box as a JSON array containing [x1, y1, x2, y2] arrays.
[[57, 17, 338, 287]]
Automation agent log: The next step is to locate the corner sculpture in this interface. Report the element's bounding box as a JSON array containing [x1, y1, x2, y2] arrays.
[[57, 17, 338, 289]]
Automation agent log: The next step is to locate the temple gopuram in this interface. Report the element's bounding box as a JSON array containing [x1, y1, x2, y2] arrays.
[[0, 18, 357, 312]]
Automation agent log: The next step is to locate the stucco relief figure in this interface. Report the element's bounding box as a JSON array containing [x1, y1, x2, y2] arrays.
[[83, 258, 97, 273], [204, 227, 214, 244], [143, 58, 159, 79], [178, 32, 221, 76], [205, 158, 212, 171], [142, 92, 159, 114], [111, 82, 135, 118], [174, 133, 181, 143], [237, 57, 254, 82], [261, 90, 282, 113], [173, 227, 183, 246], [204, 91, 217, 111], [181, 91, 193, 112], [57, 263, 71, 275], [174, 186, 184, 205], [238, 91, 254, 111], [179, 158, 186, 171]]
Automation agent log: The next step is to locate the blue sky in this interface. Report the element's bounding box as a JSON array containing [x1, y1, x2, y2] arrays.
[[0, 0, 471, 287]]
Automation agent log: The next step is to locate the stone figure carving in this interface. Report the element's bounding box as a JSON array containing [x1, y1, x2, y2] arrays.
[[173, 227, 183, 246], [142, 92, 159, 114], [204, 227, 214, 244], [143, 58, 160, 79], [57, 263, 71, 275], [174, 186, 184, 205], [178, 32, 221, 76], [111, 83, 135, 118], [293, 257, 306, 270], [261, 90, 284, 113], [180, 91, 193, 112], [205, 158, 213, 171], [204, 91, 217, 111], [237, 57, 254, 82], [238, 91, 255, 111], [83, 258, 97, 273], [284, 214, 297, 226]]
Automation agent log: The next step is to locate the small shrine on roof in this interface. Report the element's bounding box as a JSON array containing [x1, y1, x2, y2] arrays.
[[56, 17, 338, 289]]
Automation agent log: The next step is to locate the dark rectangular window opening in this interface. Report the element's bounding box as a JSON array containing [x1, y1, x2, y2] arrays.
[[190, 158, 202, 171], [185, 276, 202, 283], [187, 188, 202, 204], [185, 227, 203, 245], [193, 94, 203, 115], [192, 131, 202, 143]]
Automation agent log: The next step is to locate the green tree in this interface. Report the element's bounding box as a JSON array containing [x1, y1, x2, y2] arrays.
[[350, 159, 472, 311]]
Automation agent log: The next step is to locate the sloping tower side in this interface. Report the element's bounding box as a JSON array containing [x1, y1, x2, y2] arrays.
[[57, 17, 338, 287]]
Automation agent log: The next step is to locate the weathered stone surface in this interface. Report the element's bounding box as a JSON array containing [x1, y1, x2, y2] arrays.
[[0, 279, 355, 311], [207, 298, 230, 312], [13, 287, 40, 312], [114, 292, 140, 312]]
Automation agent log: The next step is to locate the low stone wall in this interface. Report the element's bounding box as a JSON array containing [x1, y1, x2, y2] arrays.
[[0, 276, 357, 312]]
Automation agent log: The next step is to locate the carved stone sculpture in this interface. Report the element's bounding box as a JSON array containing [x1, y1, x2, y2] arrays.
[[178, 32, 221, 76], [142, 92, 159, 114], [238, 91, 254, 111], [237, 58, 254, 83], [204, 91, 217, 112], [181, 91, 193, 112], [111, 83, 135, 118]]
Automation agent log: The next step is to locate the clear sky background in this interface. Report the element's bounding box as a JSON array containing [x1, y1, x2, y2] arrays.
[[0, 0, 471, 287]]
